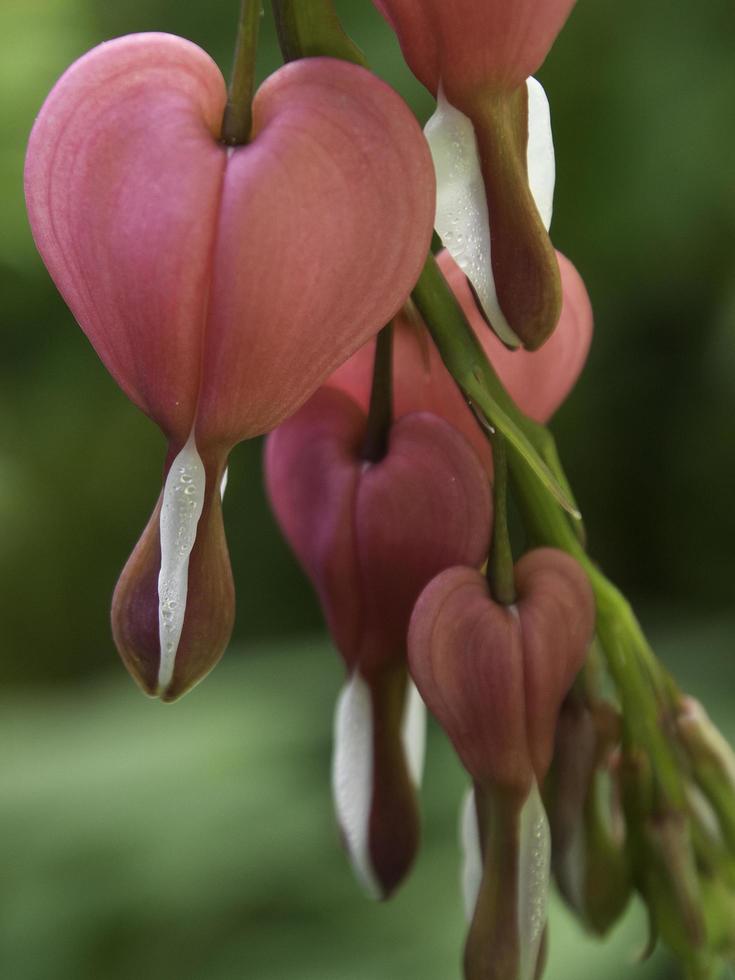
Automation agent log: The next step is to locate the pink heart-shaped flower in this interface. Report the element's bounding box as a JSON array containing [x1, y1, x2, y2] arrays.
[[375, 1, 578, 350], [25, 32, 435, 448], [408, 548, 595, 793], [25, 33, 435, 699], [265, 385, 492, 895]]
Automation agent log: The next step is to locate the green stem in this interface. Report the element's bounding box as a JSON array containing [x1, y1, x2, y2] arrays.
[[271, 0, 366, 66], [410, 254, 686, 809], [362, 324, 394, 463], [487, 434, 516, 605], [412, 256, 583, 522], [221, 0, 262, 146]]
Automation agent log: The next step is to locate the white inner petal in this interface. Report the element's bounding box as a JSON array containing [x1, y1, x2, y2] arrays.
[[517, 779, 551, 980], [401, 680, 427, 787], [525, 77, 555, 231], [332, 672, 381, 899], [459, 786, 483, 921], [219, 466, 229, 500], [424, 77, 555, 347], [157, 432, 206, 695]]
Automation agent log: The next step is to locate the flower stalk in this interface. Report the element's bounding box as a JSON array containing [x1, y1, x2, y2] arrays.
[[487, 433, 515, 606], [272, 0, 366, 66], [361, 323, 394, 463], [221, 0, 262, 146]]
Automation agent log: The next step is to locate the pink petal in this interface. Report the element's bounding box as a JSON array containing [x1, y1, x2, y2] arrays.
[[266, 387, 492, 676], [354, 411, 492, 671], [25, 33, 227, 444], [407, 549, 594, 789], [514, 548, 595, 780], [195, 57, 436, 448], [26, 39, 435, 450], [374, 0, 576, 97], [439, 249, 593, 423], [264, 388, 364, 660], [408, 566, 533, 792]]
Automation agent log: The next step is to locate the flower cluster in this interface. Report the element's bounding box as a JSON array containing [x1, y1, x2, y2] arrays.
[[24, 3, 735, 979]]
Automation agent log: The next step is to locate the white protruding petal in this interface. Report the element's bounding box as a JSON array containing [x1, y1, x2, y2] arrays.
[[526, 76, 555, 231], [157, 432, 206, 695], [518, 779, 551, 980], [424, 79, 556, 348], [219, 467, 229, 500], [459, 786, 483, 921], [332, 673, 381, 900], [401, 681, 426, 787], [424, 88, 520, 346]]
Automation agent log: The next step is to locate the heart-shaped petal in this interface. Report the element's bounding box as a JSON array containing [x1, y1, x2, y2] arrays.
[[407, 549, 595, 791], [265, 387, 492, 675], [514, 548, 596, 779], [25, 33, 436, 448], [440, 249, 593, 422], [196, 56, 437, 448], [25, 33, 226, 443]]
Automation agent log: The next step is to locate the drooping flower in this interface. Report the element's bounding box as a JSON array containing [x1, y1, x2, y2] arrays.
[[265, 387, 492, 896], [329, 248, 593, 474], [547, 693, 631, 935], [375, 0, 577, 350], [408, 549, 595, 979], [25, 32, 435, 700]]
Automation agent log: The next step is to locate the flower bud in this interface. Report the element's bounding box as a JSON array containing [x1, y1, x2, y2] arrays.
[[548, 696, 631, 935], [266, 386, 492, 896], [619, 749, 708, 968], [26, 33, 435, 698], [677, 696, 735, 852]]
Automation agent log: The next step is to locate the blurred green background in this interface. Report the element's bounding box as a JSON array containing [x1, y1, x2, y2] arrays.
[[1, 0, 734, 977]]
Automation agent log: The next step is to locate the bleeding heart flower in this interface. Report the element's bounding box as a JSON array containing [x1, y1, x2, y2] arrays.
[[408, 548, 594, 791], [265, 386, 492, 897], [329, 247, 593, 474], [408, 548, 594, 980], [25, 32, 435, 700], [375, 0, 577, 350]]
